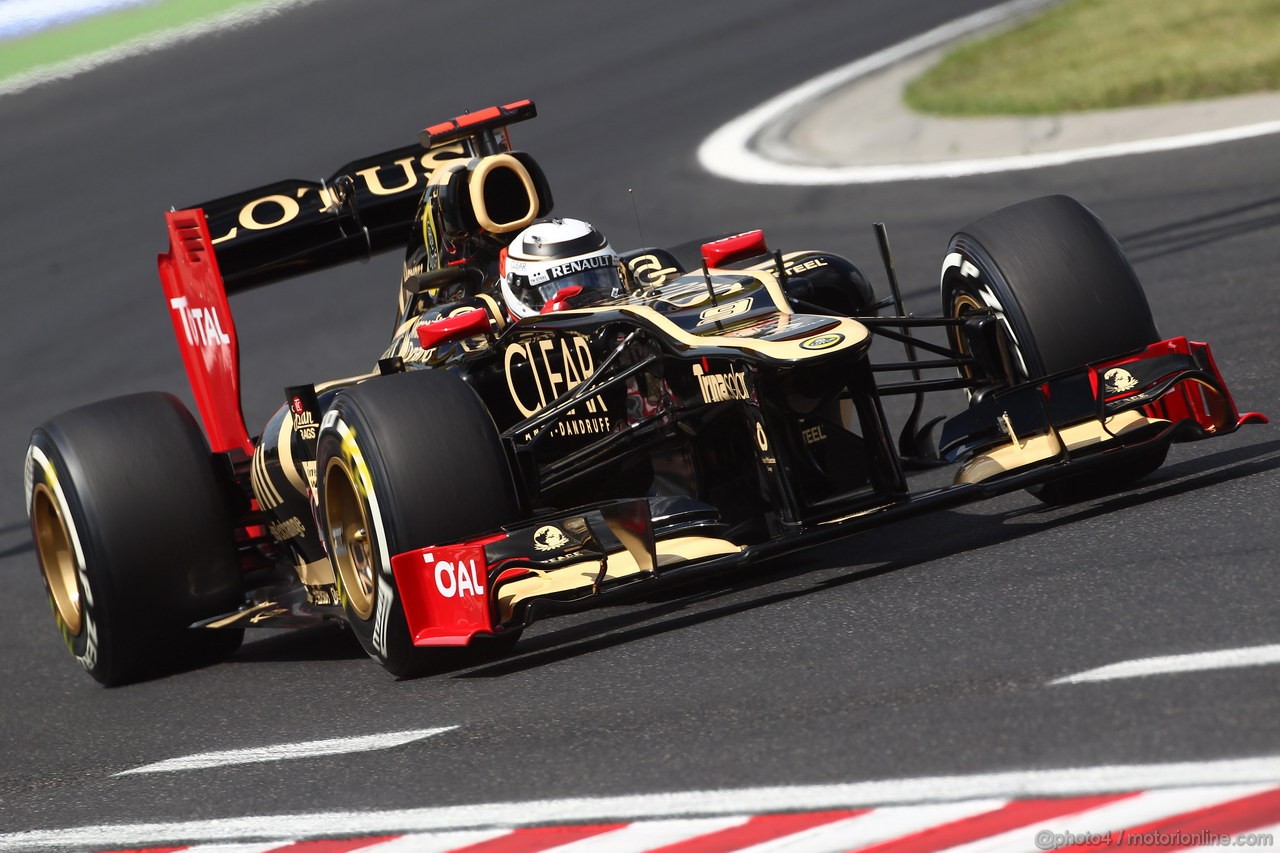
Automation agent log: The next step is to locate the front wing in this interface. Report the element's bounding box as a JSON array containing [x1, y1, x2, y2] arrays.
[[389, 337, 1266, 647]]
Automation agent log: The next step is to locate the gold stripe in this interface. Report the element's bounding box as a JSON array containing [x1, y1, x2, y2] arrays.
[[249, 451, 262, 502], [497, 535, 742, 622], [315, 372, 377, 393], [251, 447, 283, 507], [535, 267, 868, 359], [276, 409, 307, 498], [954, 411, 1167, 485], [617, 303, 869, 360]]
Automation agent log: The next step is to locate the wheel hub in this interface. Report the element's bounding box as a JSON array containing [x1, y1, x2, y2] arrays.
[[323, 458, 377, 621]]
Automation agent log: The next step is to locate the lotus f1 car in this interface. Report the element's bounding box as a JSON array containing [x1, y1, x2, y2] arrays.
[[25, 100, 1266, 683]]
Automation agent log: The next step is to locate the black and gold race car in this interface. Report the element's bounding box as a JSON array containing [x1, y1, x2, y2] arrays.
[[24, 101, 1266, 683]]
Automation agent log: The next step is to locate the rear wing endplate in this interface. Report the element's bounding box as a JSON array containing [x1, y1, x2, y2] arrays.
[[158, 209, 253, 455]]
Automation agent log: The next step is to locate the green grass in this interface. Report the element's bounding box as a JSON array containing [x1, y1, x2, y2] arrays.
[[0, 0, 271, 82], [904, 0, 1280, 116]]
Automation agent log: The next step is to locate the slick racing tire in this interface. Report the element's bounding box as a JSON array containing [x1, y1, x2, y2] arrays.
[[316, 370, 520, 678], [942, 195, 1167, 504], [26, 393, 244, 686]]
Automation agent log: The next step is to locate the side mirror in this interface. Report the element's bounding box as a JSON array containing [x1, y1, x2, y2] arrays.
[[416, 308, 491, 349], [701, 230, 768, 268], [541, 285, 584, 314]]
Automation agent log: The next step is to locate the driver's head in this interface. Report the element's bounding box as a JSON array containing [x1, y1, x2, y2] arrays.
[[499, 218, 624, 318]]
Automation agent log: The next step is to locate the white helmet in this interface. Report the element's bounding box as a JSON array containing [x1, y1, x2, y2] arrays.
[[500, 218, 624, 318]]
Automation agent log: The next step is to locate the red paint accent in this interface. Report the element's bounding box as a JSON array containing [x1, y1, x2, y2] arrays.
[[448, 257, 473, 266], [392, 541, 496, 646], [103, 848, 188, 853], [450, 823, 626, 852], [417, 309, 490, 350], [495, 567, 534, 584], [857, 794, 1140, 853], [458, 106, 502, 127], [701, 230, 768, 268], [1051, 785, 1280, 851], [264, 837, 398, 852], [422, 102, 535, 146], [541, 285, 584, 314], [157, 209, 253, 456], [1188, 339, 1267, 427], [649, 810, 866, 852], [1094, 337, 1267, 435]]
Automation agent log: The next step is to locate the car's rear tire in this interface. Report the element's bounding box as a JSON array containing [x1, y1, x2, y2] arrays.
[[942, 195, 1167, 503], [316, 370, 520, 678], [26, 393, 244, 686]]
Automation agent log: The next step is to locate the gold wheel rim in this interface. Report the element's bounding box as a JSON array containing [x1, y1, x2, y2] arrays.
[[32, 484, 82, 635], [323, 457, 376, 621]]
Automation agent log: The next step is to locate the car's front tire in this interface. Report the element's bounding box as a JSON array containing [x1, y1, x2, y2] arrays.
[[316, 370, 520, 678], [942, 195, 1168, 503]]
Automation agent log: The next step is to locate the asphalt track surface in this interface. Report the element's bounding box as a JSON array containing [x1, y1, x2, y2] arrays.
[[0, 0, 1277, 847]]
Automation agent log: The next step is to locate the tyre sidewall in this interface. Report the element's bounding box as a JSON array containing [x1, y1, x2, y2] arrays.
[[315, 406, 422, 676], [26, 437, 111, 676], [943, 236, 1044, 379], [943, 195, 1159, 380]]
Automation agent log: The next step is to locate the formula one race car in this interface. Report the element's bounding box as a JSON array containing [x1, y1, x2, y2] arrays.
[[25, 100, 1266, 684]]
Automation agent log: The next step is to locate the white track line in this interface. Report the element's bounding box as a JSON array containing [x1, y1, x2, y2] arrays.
[[1052, 643, 1280, 685], [696, 0, 1280, 184], [6, 755, 1279, 851], [113, 726, 456, 776], [0, 0, 338, 99]]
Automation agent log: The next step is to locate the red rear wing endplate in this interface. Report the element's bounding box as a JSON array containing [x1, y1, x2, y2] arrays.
[[158, 209, 253, 456]]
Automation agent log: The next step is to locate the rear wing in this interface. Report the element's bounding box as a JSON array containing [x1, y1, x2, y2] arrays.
[[190, 99, 537, 292], [157, 100, 537, 454]]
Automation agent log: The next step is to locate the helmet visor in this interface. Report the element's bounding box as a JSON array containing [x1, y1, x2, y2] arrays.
[[509, 265, 624, 313]]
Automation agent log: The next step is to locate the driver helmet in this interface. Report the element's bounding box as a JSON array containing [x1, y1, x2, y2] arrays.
[[499, 218, 625, 318]]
